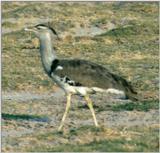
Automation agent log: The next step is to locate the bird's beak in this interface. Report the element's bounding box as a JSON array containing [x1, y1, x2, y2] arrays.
[[24, 26, 36, 32]]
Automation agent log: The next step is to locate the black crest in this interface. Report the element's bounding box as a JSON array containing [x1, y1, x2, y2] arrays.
[[35, 24, 58, 36]]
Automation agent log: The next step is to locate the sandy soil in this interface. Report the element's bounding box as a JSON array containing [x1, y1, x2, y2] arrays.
[[2, 89, 158, 140]]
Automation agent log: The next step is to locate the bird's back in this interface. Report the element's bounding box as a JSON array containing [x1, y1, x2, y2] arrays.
[[53, 59, 138, 101]]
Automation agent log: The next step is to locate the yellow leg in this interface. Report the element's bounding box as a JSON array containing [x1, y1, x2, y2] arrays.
[[84, 95, 99, 127], [58, 93, 72, 131]]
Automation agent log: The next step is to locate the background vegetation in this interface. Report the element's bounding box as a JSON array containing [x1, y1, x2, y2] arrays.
[[2, 2, 159, 152]]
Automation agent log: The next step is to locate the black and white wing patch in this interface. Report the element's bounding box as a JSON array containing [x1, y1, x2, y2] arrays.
[[60, 76, 82, 86], [50, 59, 82, 86]]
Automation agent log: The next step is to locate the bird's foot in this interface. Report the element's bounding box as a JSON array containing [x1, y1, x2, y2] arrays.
[[95, 124, 100, 130], [58, 125, 63, 132], [96, 124, 99, 128], [94, 121, 99, 128]]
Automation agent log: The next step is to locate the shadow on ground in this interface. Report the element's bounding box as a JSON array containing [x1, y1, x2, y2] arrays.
[[2, 113, 50, 122]]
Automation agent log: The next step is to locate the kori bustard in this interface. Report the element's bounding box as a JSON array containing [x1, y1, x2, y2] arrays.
[[25, 24, 138, 131]]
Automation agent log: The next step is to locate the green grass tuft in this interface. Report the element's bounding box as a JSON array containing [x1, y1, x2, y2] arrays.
[[111, 99, 159, 111]]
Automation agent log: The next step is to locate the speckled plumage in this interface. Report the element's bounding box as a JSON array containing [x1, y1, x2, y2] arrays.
[[49, 58, 138, 100], [25, 24, 138, 131]]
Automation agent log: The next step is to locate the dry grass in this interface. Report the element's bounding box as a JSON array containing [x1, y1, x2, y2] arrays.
[[2, 1, 159, 152]]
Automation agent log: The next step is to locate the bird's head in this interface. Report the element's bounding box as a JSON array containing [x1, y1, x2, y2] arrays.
[[24, 24, 59, 40]]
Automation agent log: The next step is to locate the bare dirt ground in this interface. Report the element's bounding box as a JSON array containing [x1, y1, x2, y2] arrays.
[[2, 90, 158, 129], [2, 2, 159, 152], [2, 89, 159, 152]]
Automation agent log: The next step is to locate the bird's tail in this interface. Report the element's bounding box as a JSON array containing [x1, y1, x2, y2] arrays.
[[91, 87, 140, 101], [125, 91, 140, 101], [91, 87, 126, 100], [113, 75, 140, 101]]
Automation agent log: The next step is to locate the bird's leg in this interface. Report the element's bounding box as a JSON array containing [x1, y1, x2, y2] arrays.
[[58, 93, 72, 131], [84, 95, 99, 127]]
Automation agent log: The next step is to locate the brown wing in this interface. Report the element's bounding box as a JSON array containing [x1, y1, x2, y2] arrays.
[[54, 59, 137, 98], [54, 59, 111, 88]]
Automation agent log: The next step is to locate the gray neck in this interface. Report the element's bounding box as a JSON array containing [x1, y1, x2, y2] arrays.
[[39, 33, 57, 74], [38, 32, 65, 89]]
